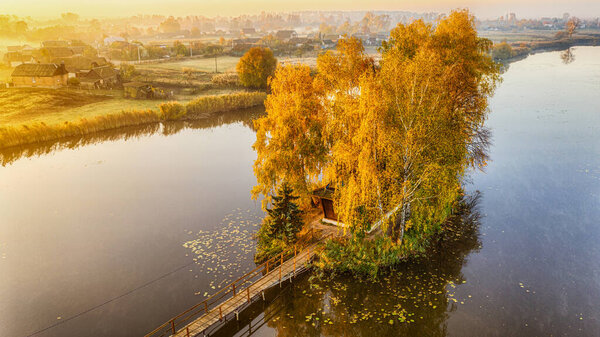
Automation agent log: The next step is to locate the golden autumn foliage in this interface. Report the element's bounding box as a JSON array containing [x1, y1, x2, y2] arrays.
[[236, 47, 278, 89], [252, 10, 500, 245], [252, 65, 327, 208]]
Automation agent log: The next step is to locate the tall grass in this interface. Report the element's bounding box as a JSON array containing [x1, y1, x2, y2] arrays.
[[0, 91, 266, 149], [0, 110, 160, 149], [185, 92, 266, 116]]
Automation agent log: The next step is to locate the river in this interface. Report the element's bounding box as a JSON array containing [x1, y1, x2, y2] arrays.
[[1, 47, 600, 337]]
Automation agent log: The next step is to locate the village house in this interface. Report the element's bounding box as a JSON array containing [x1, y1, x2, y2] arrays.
[[11, 63, 68, 88], [241, 27, 257, 35], [34, 47, 75, 63], [275, 30, 298, 41], [41, 40, 69, 48], [79, 65, 117, 89], [3, 52, 35, 67], [51, 56, 108, 78]]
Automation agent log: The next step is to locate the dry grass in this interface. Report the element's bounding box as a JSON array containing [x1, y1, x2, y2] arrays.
[[186, 92, 266, 116], [0, 90, 266, 149], [0, 88, 110, 125], [137, 56, 240, 73], [0, 110, 160, 149]]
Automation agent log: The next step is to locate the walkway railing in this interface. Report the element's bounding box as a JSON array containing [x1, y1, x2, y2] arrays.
[[145, 229, 331, 337]]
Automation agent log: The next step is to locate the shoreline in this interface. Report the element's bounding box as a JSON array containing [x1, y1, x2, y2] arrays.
[[3, 42, 598, 150], [496, 36, 600, 64], [0, 91, 266, 150]]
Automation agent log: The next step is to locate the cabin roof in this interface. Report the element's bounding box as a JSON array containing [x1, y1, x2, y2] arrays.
[[312, 186, 335, 200], [12, 63, 68, 77]]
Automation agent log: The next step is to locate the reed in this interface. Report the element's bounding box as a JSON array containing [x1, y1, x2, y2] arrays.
[[185, 91, 266, 116], [0, 91, 266, 149], [0, 110, 160, 149]]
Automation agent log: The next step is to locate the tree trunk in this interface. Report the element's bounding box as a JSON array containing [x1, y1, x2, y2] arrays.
[[391, 199, 410, 244]]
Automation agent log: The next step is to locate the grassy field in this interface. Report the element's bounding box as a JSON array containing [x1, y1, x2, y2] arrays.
[[0, 87, 244, 127], [0, 88, 111, 126], [137, 56, 240, 73], [0, 87, 266, 149]]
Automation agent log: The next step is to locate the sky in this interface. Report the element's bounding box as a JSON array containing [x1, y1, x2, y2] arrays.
[[3, 0, 600, 19]]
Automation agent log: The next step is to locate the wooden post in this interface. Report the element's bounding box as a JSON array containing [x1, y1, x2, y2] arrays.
[[247, 287, 250, 303], [266, 260, 269, 274], [219, 306, 223, 320], [232, 283, 236, 296], [186, 326, 190, 337], [279, 252, 283, 282], [171, 320, 176, 334], [204, 301, 208, 313]]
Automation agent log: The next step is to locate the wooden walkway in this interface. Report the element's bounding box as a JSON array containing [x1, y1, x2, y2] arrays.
[[145, 230, 332, 337]]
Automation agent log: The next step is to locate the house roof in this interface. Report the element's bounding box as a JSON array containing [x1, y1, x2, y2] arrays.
[[312, 186, 335, 200], [51, 56, 108, 73], [42, 40, 69, 48], [3, 52, 32, 62], [275, 30, 297, 39], [44, 47, 75, 58], [12, 63, 68, 77], [84, 66, 116, 80]]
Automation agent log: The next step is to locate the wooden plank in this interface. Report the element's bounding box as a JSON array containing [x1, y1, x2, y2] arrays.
[[173, 243, 319, 337]]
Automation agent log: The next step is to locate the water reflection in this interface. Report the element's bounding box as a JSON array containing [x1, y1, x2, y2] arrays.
[[560, 48, 576, 64], [214, 193, 483, 337], [0, 107, 263, 166]]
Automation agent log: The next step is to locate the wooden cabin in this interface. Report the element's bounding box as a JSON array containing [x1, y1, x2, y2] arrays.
[[312, 186, 338, 222], [11, 63, 68, 88]]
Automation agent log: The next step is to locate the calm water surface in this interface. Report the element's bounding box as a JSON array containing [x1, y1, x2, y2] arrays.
[[2, 47, 600, 337], [0, 109, 266, 337]]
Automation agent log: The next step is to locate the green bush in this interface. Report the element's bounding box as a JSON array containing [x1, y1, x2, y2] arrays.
[[315, 235, 405, 280], [211, 72, 239, 87], [491, 41, 515, 61], [158, 101, 186, 120]]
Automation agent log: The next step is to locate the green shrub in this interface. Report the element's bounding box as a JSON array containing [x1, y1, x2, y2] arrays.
[[158, 101, 186, 120], [211, 72, 239, 87], [315, 235, 405, 280], [491, 41, 515, 61]]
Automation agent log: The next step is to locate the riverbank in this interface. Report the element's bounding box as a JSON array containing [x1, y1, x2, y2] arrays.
[[495, 35, 600, 63], [0, 90, 266, 149]]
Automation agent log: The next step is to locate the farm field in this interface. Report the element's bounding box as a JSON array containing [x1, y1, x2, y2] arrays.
[[0, 87, 240, 127], [137, 56, 240, 73]]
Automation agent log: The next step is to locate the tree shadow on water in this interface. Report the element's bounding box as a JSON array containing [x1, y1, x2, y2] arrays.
[[0, 107, 264, 166], [560, 48, 576, 65]]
